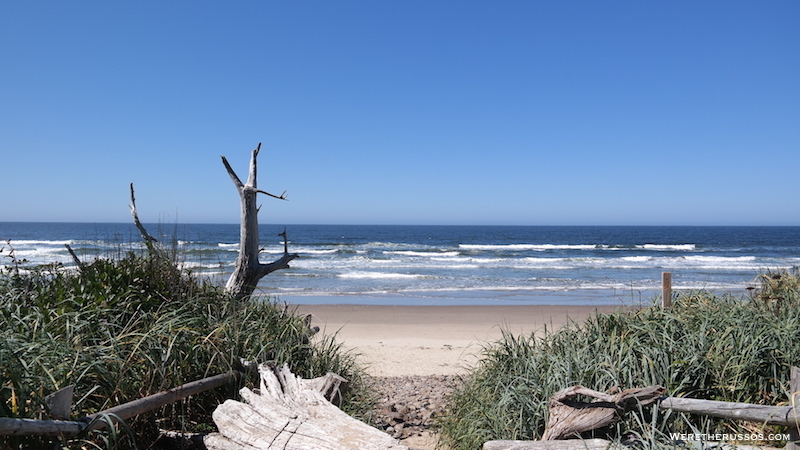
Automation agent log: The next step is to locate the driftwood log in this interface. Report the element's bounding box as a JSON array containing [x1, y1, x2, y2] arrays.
[[542, 385, 665, 440], [205, 364, 408, 449]]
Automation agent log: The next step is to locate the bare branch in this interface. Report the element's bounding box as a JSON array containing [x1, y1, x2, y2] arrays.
[[551, 386, 616, 404], [221, 156, 244, 190], [129, 183, 158, 253], [255, 189, 288, 200], [258, 251, 299, 279], [64, 244, 84, 271], [246, 143, 261, 188], [279, 228, 289, 254]]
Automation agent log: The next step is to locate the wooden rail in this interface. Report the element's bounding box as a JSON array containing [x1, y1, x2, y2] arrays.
[[659, 397, 798, 427], [658, 365, 799, 446], [0, 371, 243, 437]]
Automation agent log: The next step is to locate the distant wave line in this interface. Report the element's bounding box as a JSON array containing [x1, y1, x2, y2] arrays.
[[338, 271, 429, 280], [459, 243, 697, 251], [384, 250, 461, 257]]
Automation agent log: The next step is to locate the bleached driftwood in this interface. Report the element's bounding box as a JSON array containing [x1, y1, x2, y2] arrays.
[[221, 144, 298, 300], [205, 364, 408, 450], [542, 385, 665, 440]]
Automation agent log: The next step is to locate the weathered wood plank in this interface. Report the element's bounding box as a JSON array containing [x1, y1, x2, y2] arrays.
[[85, 370, 243, 430], [1, 371, 242, 436], [659, 397, 796, 427], [0, 418, 84, 437]]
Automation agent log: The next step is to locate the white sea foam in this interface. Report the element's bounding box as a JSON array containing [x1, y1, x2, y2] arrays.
[[459, 243, 698, 252], [301, 249, 338, 254], [641, 244, 696, 251], [683, 255, 756, 262], [386, 251, 461, 257], [433, 263, 480, 270], [620, 256, 653, 262], [459, 243, 598, 251], [339, 271, 426, 279], [179, 261, 225, 270], [6, 239, 76, 246]]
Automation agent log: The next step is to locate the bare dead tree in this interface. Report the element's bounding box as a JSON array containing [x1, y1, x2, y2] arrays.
[[222, 143, 298, 300]]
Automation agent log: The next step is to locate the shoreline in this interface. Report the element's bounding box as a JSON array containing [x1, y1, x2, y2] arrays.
[[296, 304, 630, 376], [281, 287, 662, 306], [280, 286, 751, 307]]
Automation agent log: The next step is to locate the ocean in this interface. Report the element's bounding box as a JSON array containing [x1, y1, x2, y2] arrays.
[[2, 223, 800, 306]]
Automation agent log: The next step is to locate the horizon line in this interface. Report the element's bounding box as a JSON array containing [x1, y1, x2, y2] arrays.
[[2, 221, 799, 228]]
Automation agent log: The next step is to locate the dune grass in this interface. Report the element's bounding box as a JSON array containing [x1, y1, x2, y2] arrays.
[[1, 248, 372, 448], [438, 272, 800, 449]]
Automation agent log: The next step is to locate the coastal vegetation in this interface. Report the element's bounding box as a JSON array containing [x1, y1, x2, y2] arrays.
[[438, 272, 800, 449], [0, 245, 372, 448]]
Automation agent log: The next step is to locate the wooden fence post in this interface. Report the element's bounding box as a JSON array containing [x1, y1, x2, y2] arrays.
[[662, 272, 672, 309], [789, 366, 800, 450]]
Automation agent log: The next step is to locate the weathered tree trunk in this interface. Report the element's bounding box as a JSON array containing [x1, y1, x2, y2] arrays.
[[205, 364, 408, 450], [542, 385, 665, 440], [222, 144, 298, 300]]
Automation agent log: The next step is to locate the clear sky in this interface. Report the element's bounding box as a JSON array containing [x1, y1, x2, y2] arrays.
[[2, 1, 799, 226]]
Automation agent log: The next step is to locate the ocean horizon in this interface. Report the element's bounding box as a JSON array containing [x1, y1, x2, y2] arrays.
[[3, 222, 799, 306]]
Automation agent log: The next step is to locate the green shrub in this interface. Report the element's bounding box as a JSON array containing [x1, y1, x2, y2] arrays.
[[1, 251, 371, 449], [439, 272, 800, 449]]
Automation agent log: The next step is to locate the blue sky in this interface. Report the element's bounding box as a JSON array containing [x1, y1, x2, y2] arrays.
[[2, 1, 799, 226]]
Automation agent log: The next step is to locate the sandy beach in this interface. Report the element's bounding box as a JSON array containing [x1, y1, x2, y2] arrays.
[[295, 304, 629, 448], [297, 304, 625, 377]]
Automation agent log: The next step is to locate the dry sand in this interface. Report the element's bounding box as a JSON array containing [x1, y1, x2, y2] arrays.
[[297, 304, 624, 377], [294, 304, 627, 449]]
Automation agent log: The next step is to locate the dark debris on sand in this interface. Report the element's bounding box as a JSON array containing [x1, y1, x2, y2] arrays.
[[367, 375, 458, 448]]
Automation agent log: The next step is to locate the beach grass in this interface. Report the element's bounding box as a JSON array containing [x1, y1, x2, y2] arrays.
[[438, 271, 800, 449], [0, 246, 373, 448]]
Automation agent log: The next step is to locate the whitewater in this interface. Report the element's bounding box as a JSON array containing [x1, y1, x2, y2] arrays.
[[2, 223, 800, 305]]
